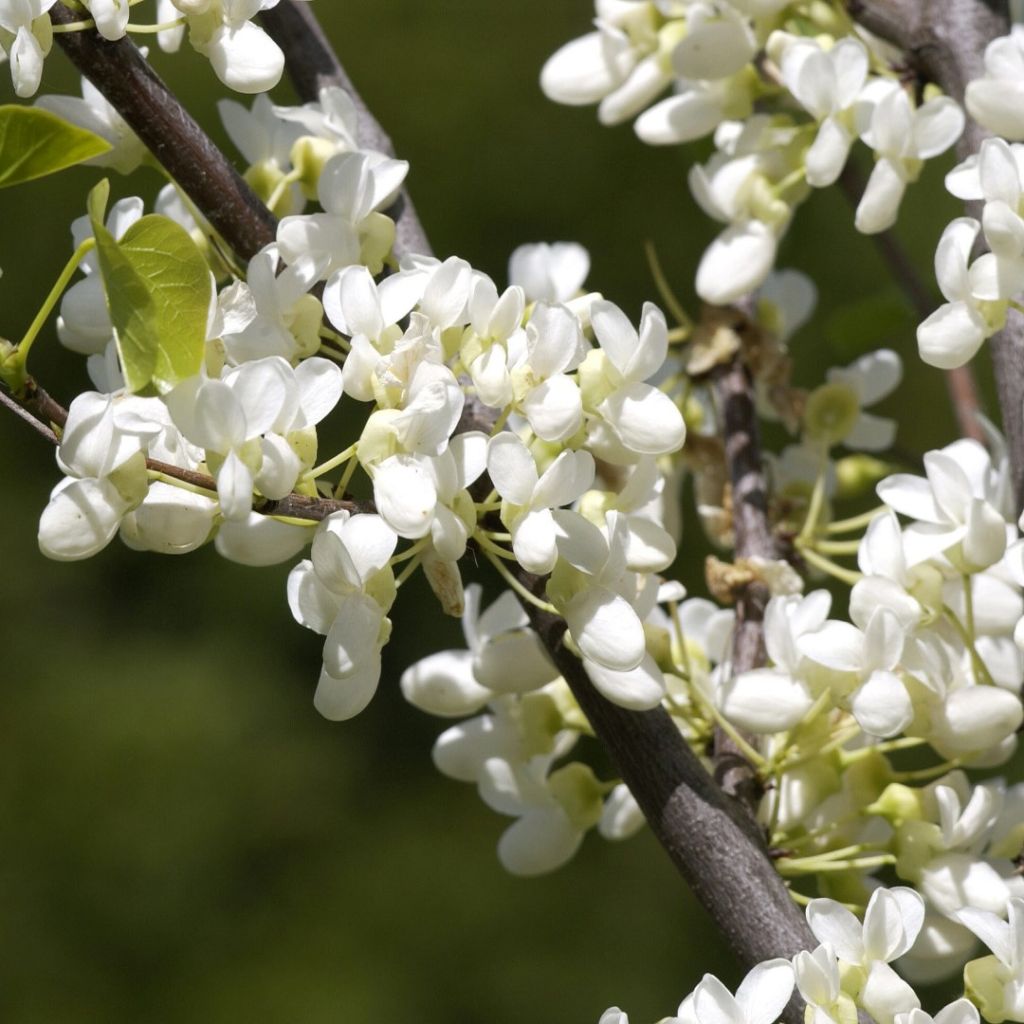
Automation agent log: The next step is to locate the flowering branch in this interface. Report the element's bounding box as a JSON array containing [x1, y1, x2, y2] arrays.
[[258, 0, 433, 261], [9, 2, 824, 988], [523, 591, 815, 1024], [50, 2, 276, 263]]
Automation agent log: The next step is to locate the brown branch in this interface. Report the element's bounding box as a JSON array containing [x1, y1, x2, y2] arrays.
[[0, 387, 59, 445], [846, 0, 1024, 500], [837, 161, 985, 445], [712, 337, 773, 812], [258, 0, 433, 261], [50, 3, 277, 263], [524, 590, 814, 1024]]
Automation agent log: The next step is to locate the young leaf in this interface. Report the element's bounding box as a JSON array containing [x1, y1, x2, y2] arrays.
[[87, 181, 211, 393], [118, 216, 211, 392], [0, 106, 111, 189]]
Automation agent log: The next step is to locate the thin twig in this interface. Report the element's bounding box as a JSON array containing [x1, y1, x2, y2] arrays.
[[1, 388, 370, 520], [0, 388, 58, 444], [712, 320, 774, 814], [50, 3, 276, 263], [836, 160, 985, 444], [258, 0, 433, 260]]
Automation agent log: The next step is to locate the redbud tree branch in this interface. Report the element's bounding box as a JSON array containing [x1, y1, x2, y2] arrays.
[[711, 328, 774, 813], [10, 2, 817, 1006], [50, 2, 277, 263], [845, 0, 1024, 498], [523, 592, 816, 1023]]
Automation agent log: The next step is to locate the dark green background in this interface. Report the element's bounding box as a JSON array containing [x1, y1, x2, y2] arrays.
[[0, 3, 1002, 1022]]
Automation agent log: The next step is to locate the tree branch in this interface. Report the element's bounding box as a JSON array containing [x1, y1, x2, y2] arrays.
[[713, 343, 773, 811], [524, 593, 814, 1024], [846, 0, 1024, 497], [49, 3, 277, 263], [0, 387, 59, 445], [258, 0, 433, 260]]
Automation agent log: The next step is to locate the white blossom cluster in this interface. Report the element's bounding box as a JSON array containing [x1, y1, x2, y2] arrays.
[[0, 0, 313, 98], [541, 0, 964, 304], [34, 77, 691, 733], [10, 5, 1024, 1023], [603, 888, 1017, 1024]]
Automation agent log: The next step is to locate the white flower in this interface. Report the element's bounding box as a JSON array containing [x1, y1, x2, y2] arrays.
[[956, 897, 1024, 1023], [81, 0, 129, 40], [806, 887, 925, 1024], [804, 349, 902, 452], [794, 943, 847, 1024], [487, 432, 595, 574], [509, 242, 590, 303], [877, 439, 1011, 571], [0, 0, 57, 97], [287, 511, 398, 721], [718, 590, 828, 734], [188, 3, 286, 94], [772, 33, 869, 187], [540, 3, 673, 126], [401, 585, 559, 717], [917, 217, 1008, 370], [273, 85, 360, 152], [277, 151, 409, 279], [550, 510, 655, 680], [895, 1003, 980, 1024], [38, 392, 154, 561], [800, 607, 913, 738], [588, 299, 686, 456], [966, 26, 1024, 140], [678, 960, 795, 1024], [635, 74, 753, 146], [855, 81, 964, 234], [513, 302, 587, 442], [219, 244, 325, 363], [166, 356, 341, 518], [480, 756, 603, 875]]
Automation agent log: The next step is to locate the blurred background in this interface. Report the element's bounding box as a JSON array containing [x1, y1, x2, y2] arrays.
[[0, 2, 1010, 1022]]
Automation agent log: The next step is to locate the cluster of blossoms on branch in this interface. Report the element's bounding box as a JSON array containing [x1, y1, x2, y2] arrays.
[[0, 0, 311, 97], [3, 2, 1024, 1024], [541, 0, 965, 304]]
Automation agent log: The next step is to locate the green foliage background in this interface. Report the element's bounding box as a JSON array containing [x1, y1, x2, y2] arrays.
[[0, 3, 1007, 1022]]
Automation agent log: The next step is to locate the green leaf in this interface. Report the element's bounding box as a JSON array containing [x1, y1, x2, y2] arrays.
[[88, 180, 211, 393], [0, 106, 111, 189]]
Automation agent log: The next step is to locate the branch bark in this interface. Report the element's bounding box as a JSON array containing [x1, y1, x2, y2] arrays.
[[259, 0, 434, 261], [524, 594, 815, 1023], [50, 3, 277, 263], [847, 0, 1023, 496], [713, 347, 773, 811]]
